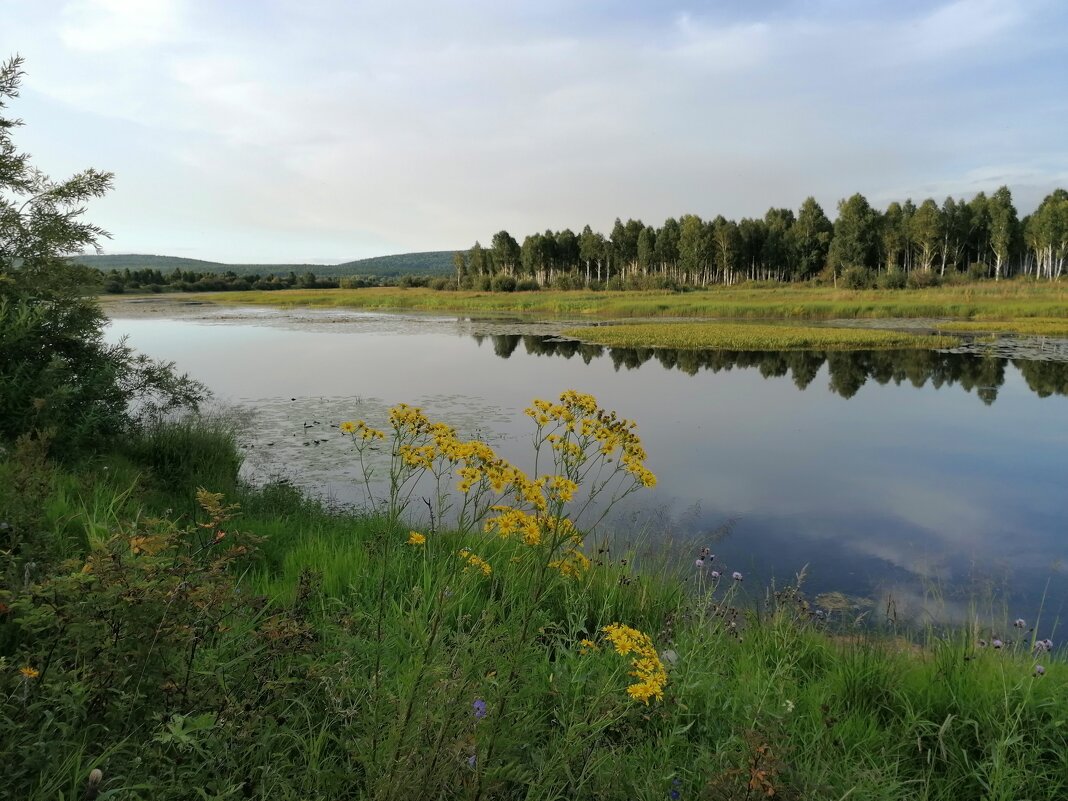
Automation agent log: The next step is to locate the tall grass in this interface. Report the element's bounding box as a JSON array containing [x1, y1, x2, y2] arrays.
[[184, 281, 1068, 322], [2, 409, 1065, 800]]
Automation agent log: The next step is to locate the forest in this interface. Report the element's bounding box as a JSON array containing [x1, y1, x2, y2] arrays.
[[455, 188, 1068, 290]]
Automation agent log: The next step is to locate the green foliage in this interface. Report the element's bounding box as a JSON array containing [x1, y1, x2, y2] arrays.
[[490, 273, 516, 292], [0, 56, 205, 453], [842, 265, 874, 289], [1, 411, 1066, 800]]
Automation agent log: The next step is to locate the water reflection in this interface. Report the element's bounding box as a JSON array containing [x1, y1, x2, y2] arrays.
[[103, 310, 1068, 625], [477, 334, 1068, 403]]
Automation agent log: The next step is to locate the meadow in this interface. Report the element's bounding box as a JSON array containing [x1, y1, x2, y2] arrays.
[[3, 396, 1065, 801]]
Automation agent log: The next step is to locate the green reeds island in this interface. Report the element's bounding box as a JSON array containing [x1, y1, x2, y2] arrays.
[[175, 280, 1068, 323], [562, 321, 961, 351]]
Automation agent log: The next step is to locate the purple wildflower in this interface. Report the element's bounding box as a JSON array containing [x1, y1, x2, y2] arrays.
[[472, 699, 487, 720], [732, 571, 743, 581], [992, 639, 1003, 649], [1043, 638, 1054, 651], [1034, 665, 1046, 677], [1014, 618, 1026, 629], [710, 570, 720, 580], [467, 754, 477, 769], [670, 777, 682, 800], [695, 558, 704, 568]]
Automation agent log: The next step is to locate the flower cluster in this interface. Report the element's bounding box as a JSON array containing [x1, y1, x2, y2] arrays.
[[524, 391, 657, 489], [339, 419, 386, 441], [457, 548, 492, 577], [548, 548, 591, 580], [601, 622, 668, 704]]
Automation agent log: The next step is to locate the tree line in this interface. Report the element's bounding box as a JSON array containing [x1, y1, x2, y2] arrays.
[[95, 267, 391, 293], [454, 187, 1068, 290]]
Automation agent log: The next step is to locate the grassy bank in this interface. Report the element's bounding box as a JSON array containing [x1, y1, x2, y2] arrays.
[[184, 281, 1068, 322], [563, 321, 961, 351], [3, 405, 1065, 801]]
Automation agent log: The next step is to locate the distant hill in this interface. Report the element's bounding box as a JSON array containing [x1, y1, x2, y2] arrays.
[[70, 251, 454, 278]]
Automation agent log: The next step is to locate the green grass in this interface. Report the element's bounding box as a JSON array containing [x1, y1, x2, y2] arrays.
[[563, 321, 961, 351], [3, 418, 1066, 800], [934, 318, 1068, 336], [185, 281, 1068, 322]]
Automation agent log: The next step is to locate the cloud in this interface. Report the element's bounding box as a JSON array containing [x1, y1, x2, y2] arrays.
[[60, 0, 183, 52], [3, 0, 1065, 260]]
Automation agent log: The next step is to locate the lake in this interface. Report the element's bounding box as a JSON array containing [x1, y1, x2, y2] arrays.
[[104, 299, 1068, 625]]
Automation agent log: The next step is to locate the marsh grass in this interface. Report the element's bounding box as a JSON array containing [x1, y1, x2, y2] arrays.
[[186, 281, 1068, 322], [562, 321, 961, 351], [934, 318, 1068, 336], [2, 409, 1066, 800]]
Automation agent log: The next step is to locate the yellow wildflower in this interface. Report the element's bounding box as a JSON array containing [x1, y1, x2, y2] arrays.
[[578, 639, 600, 655], [602, 623, 668, 704], [457, 548, 492, 577], [549, 547, 590, 579], [20, 666, 39, 680], [407, 531, 426, 546], [546, 476, 578, 504], [339, 421, 357, 434]]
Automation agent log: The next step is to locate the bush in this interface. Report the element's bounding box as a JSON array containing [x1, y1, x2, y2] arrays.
[[841, 266, 874, 289], [877, 269, 907, 290], [515, 277, 540, 292], [491, 274, 517, 292], [906, 270, 941, 289], [428, 277, 454, 291], [552, 273, 580, 290]]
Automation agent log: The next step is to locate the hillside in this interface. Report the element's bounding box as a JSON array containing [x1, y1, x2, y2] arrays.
[[70, 250, 454, 278]]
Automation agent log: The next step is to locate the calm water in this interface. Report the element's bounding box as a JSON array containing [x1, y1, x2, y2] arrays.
[[105, 303, 1068, 625]]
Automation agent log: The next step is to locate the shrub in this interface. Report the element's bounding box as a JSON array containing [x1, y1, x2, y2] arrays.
[[515, 277, 540, 292], [491, 274, 517, 292], [841, 266, 873, 289], [906, 270, 941, 289], [877, 269, 907, 290]]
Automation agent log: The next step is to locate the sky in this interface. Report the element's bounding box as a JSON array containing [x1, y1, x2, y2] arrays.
[[3, 0, 1067, 263]]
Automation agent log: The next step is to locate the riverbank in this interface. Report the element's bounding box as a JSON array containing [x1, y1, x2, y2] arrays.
[[3, 403, 1064, 800], [178, 281, 1068, 323]]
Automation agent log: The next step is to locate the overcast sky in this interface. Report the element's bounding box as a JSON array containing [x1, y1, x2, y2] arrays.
[[4, 0, 1067, 263]]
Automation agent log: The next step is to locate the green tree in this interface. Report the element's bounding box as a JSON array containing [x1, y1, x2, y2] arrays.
[[791, 197, 833, 280], [910, 198, 943, 273], [490, 230, 520, 276], [636, 225, 656, 274], [677, 214, 711, 284], [0, 56, 203, 450], [986, 186, 1019, 280], [829, 193, 879, 279]]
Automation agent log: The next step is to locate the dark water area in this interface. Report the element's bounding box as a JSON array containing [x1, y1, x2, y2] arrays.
[[104, 304, 1068, 630]]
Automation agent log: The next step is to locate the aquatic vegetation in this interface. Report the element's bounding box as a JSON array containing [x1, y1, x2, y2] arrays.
[[563, 321, 961, 351], [190, 281, 1068, 323]]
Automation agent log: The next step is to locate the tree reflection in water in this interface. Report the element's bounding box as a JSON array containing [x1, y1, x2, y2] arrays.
[[478, 334, 1068, 404]]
